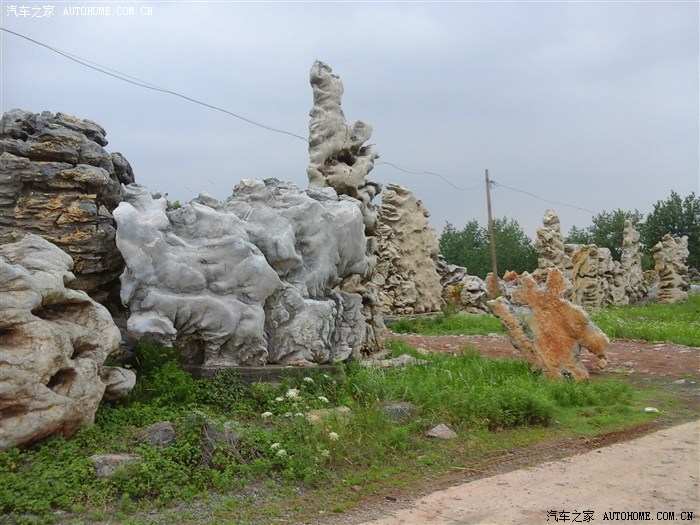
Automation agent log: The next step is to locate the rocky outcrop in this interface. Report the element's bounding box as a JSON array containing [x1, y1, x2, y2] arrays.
[[620, 220, 647, 303], [652, 234, 689, 304], [114, 180, 369, 367], [536, 212, 652, 309], [0, 109, 134, 305], [0, 234, 135, 450], [374, 184, 444, 315], [534, 210, 573, 284], [488, 268, 609, 381], [435, 256, 489, 313], [570, 245, 627, 309], [306, 61, 384, 352]]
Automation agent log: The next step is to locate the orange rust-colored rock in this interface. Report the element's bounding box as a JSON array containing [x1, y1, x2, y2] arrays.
[[488, 267, 609, 381]]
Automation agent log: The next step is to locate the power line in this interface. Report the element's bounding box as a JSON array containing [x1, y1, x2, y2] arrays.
[[492, 181, 596, 214], [376, 161, 484, 191], [1, 27, 309, 143], [2, 28, 599, 217]]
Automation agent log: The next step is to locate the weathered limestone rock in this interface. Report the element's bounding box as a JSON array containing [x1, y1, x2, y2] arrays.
[[0, 234, 135, 450], [114, 180, 369, 367], [571, 245, 603, 309], [620, 220, 648, 303], [0, 109, 134, 304], [534, 210, 573, 283], [435, 256, 489, 313], [374, 184, 444, 315], [488, 268, 609, 381], [306, 60, 384, 352], [652, 234, 689, 304]]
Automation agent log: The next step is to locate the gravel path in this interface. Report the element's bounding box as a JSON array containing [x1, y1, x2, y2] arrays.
[[354, 419, 700, 525]]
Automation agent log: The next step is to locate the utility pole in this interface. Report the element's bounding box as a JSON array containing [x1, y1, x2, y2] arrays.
[[485, 169, 499, 297]]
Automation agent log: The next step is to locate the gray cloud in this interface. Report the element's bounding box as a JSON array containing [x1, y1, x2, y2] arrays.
[[2, 1, 698, 240]]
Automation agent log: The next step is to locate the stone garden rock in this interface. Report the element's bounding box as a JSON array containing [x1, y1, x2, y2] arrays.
[[0, 234, 135, 450]]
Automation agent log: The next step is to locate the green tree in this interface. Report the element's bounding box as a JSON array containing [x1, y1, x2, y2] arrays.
[[642, 191, 700, 269], [439, 221, 489, 276], [491, 217, 538, 275], [439, 218, 537, 278], [587, 209, 645, 261], [565, 225, 592, 245]]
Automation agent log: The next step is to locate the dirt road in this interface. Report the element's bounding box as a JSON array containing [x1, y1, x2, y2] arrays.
[[330, 334, 700, 525], [355, 419, 699, 525]]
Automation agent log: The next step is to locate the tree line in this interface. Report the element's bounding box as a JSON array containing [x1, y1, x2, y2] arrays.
[[439, 191, 699, 279]]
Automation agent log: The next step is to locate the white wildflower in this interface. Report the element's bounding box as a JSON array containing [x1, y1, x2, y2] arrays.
[[294, 412, 305, 417], [286, 388, 299, 399], [317, 396, 329, 403], [274, 396, 284, 402], [328, 431, 339, 441], [320, 449, 331, 458], [261, 411, 273, 419], [284, 412, 293, 418], [303, 377, 315, 384], [276, 449, 287, 457], [270, 443, 282, 450]]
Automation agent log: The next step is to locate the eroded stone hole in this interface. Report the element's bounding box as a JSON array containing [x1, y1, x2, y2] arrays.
[[46, 368, 76, 392]]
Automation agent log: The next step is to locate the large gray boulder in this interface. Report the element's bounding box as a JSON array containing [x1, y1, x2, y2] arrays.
[[114, 179, 369, 367], [0, 109, 134, 304], [0, 234, 135, 450]]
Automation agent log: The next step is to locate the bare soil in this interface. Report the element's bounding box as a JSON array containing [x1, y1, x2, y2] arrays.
[[310, 334, 700, 525]]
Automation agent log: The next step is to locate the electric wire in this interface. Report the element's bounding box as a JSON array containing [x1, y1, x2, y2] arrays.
[[376, 161, 484, 191], [2, 28, 598, 217], [492, 181, 595, 214], [0, 27, 309, 143]]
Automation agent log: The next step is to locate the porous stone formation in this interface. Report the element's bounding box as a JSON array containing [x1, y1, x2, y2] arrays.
[[435, 256, 489, 314], [651, 234, 690, 304], [570, 245, 627, 309], [534, 210, 573, 283], [374, 183, 444, 315], [0, 234, 135, 450], [0, 109, 134, 304], [306, 60, 384, 351], [488, 268, 609, 381], [114, 180, 369, 367], [620, 220, 648, 303]]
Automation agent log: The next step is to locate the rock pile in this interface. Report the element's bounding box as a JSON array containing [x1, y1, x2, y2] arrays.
[[0, 109, 134, 305], [374, 183, 444, 315], [535, 211, 647, 308], [0, 234, 135, 450], [652, 234, 690, 304], [435, 256, 489, 313], [114, 180, 370, 367], [306, 60, 385, 351]]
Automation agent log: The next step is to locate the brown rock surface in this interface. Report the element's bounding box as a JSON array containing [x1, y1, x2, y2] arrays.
[[488, 268, 609, 380], [0, 109, 134, 304]]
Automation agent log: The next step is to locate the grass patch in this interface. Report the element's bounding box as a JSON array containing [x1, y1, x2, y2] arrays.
[[390, 294, 700, 347], [590, 294, 700, 347], [390, 312, 506, 335], [0, 339, 662, 524]]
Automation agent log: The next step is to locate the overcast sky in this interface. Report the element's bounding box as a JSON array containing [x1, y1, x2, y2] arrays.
[[2, 1, 698, 239]]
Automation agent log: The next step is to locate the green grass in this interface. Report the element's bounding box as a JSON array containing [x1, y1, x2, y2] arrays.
[[590, 294, 700, 347], [390, 294, 700, 347], [389, 312, 506, 336], [4, 296, 698, 523]]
